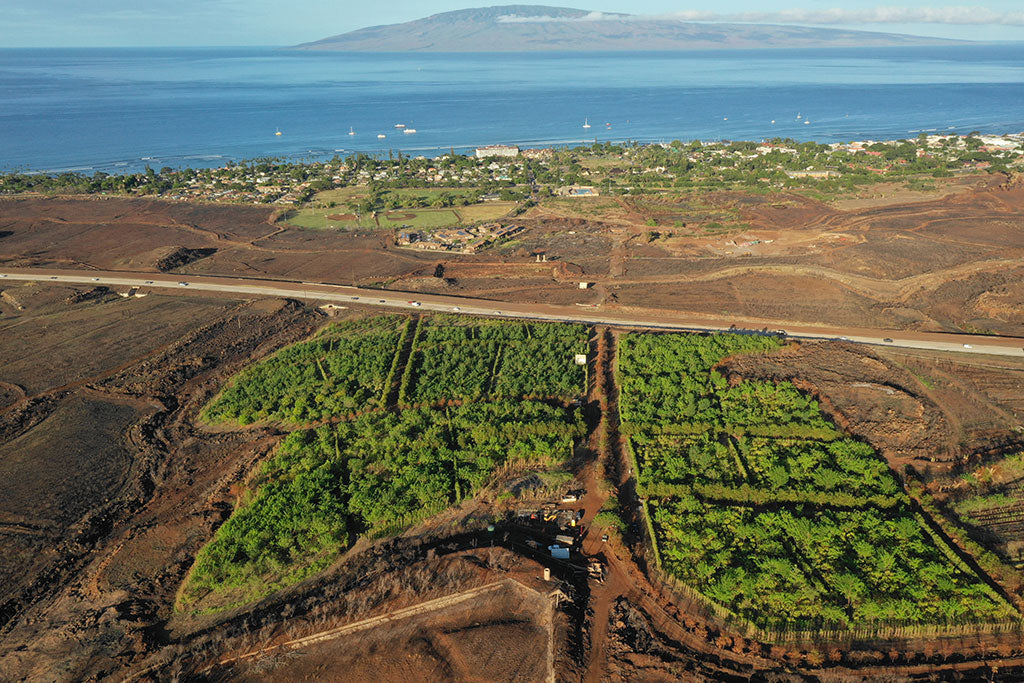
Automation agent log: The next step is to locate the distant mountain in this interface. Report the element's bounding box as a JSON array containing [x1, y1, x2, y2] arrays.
[[296, 5, 962, 52]]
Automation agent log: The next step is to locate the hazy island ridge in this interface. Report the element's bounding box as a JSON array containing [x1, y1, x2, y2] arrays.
[[297, 4, 966, 52]]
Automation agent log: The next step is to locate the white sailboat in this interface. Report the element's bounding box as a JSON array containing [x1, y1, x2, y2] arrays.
[[348, 127, 356, 136], [582, 118, 591, 129]]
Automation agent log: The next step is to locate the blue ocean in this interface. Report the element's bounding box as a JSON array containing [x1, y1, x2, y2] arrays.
[[1, 45, 1023, 173]]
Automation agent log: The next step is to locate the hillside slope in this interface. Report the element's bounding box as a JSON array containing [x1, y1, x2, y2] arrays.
[[297, 5, 961, 52]]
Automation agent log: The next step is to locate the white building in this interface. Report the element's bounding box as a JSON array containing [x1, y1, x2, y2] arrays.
[[475, 145, 520, 159]]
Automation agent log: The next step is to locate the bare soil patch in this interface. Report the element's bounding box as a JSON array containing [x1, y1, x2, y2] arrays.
[[0, 284, 233, 396], [0, 394, 138, 605], [0, 297, 321, 681], [230, 579, 552, 683], [828, 176, 989, 211]]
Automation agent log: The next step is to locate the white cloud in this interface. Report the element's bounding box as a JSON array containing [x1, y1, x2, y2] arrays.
[[497, 12, 618, 23], [497, 6, 1024, 27], [669, 7, 1024, 26]]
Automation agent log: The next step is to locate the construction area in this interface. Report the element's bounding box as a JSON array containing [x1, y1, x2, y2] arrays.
[[395, 223, 524, 253]]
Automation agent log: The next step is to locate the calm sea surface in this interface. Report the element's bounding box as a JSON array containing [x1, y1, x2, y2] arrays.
[[1, 45, 1023, 173]]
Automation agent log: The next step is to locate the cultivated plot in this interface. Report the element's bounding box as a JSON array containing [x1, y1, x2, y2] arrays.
[[181, 315, 588, 611], [618, 332, 1017, 631]]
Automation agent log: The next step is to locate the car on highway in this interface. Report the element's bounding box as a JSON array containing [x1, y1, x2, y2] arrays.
[[178, 282, 189, 287], [883, 338, 893, 343], [351, 297, 359, 300], [145, 280, 154, 284], [378, 299, 386, 303], [494, 310, 502, 315], [408, 301, 421, 307], [963, 343, 973, 349], [452, 306, 461, 312], [49, 276, 58, 279], [0, 274, 6, 278], [91, 277, 100, 281]]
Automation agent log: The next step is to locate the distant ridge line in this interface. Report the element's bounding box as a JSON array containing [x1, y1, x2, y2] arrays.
[[296, 4, 965, 52]]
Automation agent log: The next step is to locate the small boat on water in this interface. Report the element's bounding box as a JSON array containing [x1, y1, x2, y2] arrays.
[[377, 133, 387, 139], [275, 128, 282, 136], [394, 123, 406, 128], [582, 118, 591, 129], [348, 127, 356, 136], [403, 128, 417, 134]]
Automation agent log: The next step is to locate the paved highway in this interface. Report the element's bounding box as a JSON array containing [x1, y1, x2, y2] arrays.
[[2, 268, 1023, 358]]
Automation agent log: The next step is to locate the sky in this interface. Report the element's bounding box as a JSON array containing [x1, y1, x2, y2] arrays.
[[3, 0, 1023, 47]]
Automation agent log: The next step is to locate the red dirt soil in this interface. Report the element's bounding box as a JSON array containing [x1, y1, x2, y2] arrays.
[[3, 179, 1023, 335]]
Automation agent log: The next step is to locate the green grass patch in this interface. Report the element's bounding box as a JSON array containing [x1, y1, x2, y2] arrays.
[[378, 208, 462, 229], [456, 201, 516, 222], [954, 493, 1020, 519], [283, 206, 377, 229]]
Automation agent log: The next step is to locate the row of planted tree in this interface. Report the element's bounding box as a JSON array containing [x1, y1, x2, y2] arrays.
[[181, 315, 589, 610], [616, 331, 1019, 632]]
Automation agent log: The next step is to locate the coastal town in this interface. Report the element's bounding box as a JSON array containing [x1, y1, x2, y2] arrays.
[[3, 132, 1023, 209]]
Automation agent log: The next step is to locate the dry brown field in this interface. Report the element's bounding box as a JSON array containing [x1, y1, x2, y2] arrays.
[[3, 175, 1023, 336]]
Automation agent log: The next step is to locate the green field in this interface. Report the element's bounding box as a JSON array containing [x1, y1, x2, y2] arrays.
[[457, 201, 516, 222], [283, 207, 378, 230], [619, 332, 1017, 631], [378, 208, 461, 228], [284, 186, 513, 230], [537, 197, 621, 220], [180, 315, 588, 612], [285, 205, 510, 230]]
